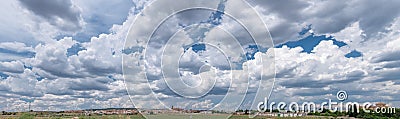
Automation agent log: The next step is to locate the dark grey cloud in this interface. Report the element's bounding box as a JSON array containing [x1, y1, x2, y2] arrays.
[[71, 91, 95, 98], [248, 0, 400, 42], [280, 71, 365, 89], [372, 68, 400, 82], [152, 81, 229, 98], [249, 0, 309, 21], [354, 0, 400, 37], [68, 78, 111, 91], [46, 89, 74, 96], [19, 0, 83, 32], [247, 0, 310, 43], [383, 61, 400, 68], [0, 91, 20, 99], [13, 90, 44, 97], [371, 50, 400, 63], [81, 60, 121, 77]]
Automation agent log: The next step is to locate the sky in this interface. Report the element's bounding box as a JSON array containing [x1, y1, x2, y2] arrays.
[[0, 0, 400, 112]]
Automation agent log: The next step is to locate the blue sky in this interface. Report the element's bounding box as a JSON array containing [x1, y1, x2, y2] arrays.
[[0, 0, 400, 112]]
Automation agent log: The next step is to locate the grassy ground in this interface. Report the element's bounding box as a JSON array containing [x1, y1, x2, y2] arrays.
[[0, 114, 146, 119], [144, 114, 231, 119], [0, 113, 331, 119]]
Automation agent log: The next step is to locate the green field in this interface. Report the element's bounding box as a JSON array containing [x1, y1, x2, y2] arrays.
[[0, 113, 332, 119], [144, 114, 231, 119], [0, 113, 146, 119]]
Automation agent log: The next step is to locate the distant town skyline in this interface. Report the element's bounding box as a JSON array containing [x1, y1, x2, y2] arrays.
[[0, 0, 400, 113]]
